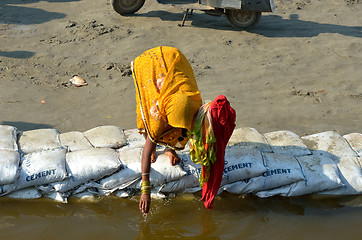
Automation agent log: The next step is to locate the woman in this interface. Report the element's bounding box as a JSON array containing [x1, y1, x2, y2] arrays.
[[132, 46, 236, 215]]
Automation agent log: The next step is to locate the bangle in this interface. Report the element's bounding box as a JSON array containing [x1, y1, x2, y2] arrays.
[[141, 181, 151, 195], [142, 172, 150, 176]]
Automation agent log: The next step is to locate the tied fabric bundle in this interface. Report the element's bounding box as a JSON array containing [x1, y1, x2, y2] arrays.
[[190, 95, 236, 209]]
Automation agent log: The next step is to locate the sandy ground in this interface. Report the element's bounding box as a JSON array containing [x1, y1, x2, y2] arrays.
[[0, 0, 361, 136]]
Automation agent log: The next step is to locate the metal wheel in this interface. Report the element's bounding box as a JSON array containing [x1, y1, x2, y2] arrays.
[[225, 10, 261, 28], [110, 0, 145, 15]]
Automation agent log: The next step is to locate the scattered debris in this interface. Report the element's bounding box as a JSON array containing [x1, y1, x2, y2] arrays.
[[69, 75, 88, 87]]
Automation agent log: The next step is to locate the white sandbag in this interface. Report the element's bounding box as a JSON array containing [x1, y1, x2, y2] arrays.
[[15, 148, 68, 190], [0, 125, 18, 151], [90, 162, 142, 194], [6, 187, 42, 199], [223, 152, 305, 194], [0, 150, 20, 185], [123, 128, 146, 148], [343, 133, 362, 157], [318, 157, 362, 195], [18, 128, 61, 154], [60, 131, 93, 152], [43, 191, 68, 203], [0, 184, 17, 197], [301, 131, 358, 160], [52, 148, 121, 193], [264, 130, 311, 157], [223, 147, 267, 184], [115, 189, 130, 198], [159, 153, 201, 193], [83, 125, 126, 149], [227, 127, 272, 152], [71, 191, 97, 201], [130, 153, 187, 188], [256, 154, 344, 197], [117, 147, 143, 165]]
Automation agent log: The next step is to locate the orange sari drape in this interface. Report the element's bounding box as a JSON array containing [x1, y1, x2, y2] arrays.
[[132, 46, 202, 150]]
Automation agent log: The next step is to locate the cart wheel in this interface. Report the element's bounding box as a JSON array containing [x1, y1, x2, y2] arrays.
[[110, 0, 145, 15], [225, 10, 261, 28]]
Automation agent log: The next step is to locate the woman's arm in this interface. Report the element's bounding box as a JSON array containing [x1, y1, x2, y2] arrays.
[[139, 135, 156, 215]]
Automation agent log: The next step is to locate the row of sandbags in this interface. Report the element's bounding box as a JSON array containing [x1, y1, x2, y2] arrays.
[[0, 125, 361, 202]]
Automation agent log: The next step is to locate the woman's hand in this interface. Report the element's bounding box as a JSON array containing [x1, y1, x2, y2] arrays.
[[164, 148, 181, 165], [140, 135, 156, 215], [139, 193, 151, 215]]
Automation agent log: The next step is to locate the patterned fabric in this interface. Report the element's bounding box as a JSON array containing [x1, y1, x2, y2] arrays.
[[132, 46, 202, 150], [189, 101, 216, 185]]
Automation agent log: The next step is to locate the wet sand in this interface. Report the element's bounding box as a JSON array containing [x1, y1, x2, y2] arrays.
[[1, 0, 361, 136]]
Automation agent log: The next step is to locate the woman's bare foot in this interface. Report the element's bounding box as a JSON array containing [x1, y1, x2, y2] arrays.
[[164, 148, 181, 165]]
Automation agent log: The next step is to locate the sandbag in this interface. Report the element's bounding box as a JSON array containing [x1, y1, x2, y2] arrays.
[[256, 154, 344, 197], [60, 131, 93, 152], [343, 133, 362, 157], [318, 156, 362, 195], [223, 152, 305, 194], [17, 148, 68, 190], [87, 162, 142, 194], [264, 130, 311, 157], [301, 131, 358, 160], [18, 128, 61, 154], [129, 153, 187, 188], [51, 148, 121, 193], [223, 147, 266, 184], [6, 187, 42, 199], [227, 127, 272, 152], [83, 125, 126, 149], [159, 153, 201, 193], [123, 128, 146, 148], [0, 125, 18, 151], [117, 147, 143, 165], [0, 150, 20, 185]]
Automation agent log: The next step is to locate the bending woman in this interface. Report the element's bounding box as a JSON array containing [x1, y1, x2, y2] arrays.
[[132, 46, 236, 215], [132, 46, 202, 214]]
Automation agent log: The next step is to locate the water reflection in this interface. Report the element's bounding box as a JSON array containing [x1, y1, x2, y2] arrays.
[[1, 194, 362, 239]]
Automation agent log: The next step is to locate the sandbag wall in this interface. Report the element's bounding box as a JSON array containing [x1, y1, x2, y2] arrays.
[[0, 125, 361, 202]]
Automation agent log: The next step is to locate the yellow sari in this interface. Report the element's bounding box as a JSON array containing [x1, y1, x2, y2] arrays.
[[132, 46, 202, 150]]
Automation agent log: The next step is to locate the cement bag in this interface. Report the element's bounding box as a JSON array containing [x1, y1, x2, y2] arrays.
[[131, 153, 187, 188], [117, 147, 143, 165], [159, 153, 201, 193], [83, 125, 126, 149], [227, 127, 272, 153], [6, 187, 42, 199], [317, 156, 362, 195], [264, 130, 311, 157], [343, 133, 362, 157], [0, 184, 17, 197], [15, 148, 68, 190], [222, 148, 266, 184], [123, 128, 146, 148], [0, 125, 18, 151], [60, 131, 93, 152], [256, 154, 344, 197], [301, 131, 359, 160], [223, 152, 305, 194], [0, 150, 20, 185], [18, 128, 61, 154], [91, 162, 142, 194], [52, 148, 121, 193]]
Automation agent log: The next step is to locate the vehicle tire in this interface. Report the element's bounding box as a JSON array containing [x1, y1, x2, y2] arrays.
[[110, 0, 146, 15], [225, 10, 261, 28]]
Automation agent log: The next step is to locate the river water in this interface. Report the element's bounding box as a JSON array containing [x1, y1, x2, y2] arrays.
[[1, 193, 362, 240]]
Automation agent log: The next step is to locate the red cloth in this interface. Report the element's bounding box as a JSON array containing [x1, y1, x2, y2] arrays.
[[201, 95, 236, 209]]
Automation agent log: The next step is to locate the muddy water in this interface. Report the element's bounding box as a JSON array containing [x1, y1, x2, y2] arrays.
[[1, 193, 362, 240]]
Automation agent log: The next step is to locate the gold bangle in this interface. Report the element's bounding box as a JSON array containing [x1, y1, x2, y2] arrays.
[[141, 181, 151, 194]]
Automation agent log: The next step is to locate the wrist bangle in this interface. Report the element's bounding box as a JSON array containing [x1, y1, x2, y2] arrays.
[[141, 180, 151, 194], [142, 172, 150, 176]]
